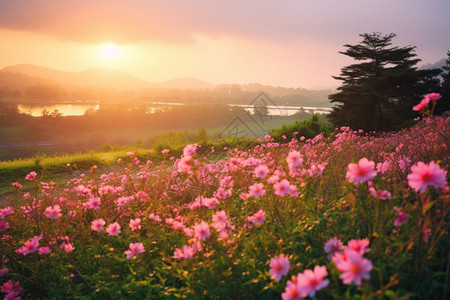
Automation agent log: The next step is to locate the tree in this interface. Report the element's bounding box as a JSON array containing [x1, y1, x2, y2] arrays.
[[436, 51, 450, 114], [328, 33, 441, 131]]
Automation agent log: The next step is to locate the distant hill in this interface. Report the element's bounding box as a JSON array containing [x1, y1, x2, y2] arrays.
[[0, 64, 216, 90], [420, 58, 446, 70]]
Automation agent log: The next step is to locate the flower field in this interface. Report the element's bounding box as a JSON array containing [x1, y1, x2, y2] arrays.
[[1, 110, 449, 298]]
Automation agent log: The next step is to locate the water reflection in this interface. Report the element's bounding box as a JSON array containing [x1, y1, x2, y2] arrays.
[[18, 104, 100, 117]]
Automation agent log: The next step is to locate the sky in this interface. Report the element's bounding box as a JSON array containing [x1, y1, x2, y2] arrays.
[[0, 0, 449, 89]]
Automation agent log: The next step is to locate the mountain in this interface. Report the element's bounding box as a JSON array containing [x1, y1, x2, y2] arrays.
[[0, 64, 215, 90], [420, 58, 446, 70]]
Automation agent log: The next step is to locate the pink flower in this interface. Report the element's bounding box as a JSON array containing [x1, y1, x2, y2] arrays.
[[248, 183, 266, 198], [212, 211, 228, 224], [11, 182, 23, 189], [346, 158, 377, 185], [177, 156, 192, 173], [407, 161, 448, 193], [203, 197, 219, 209], [148, 213, 162, 223], [274, 179, 291, 197], [0, 221, 9, 232], [347, 239, 370, 255], [193, 221, 210, 241], [369, 187, 391, 200], [269, 254, 290, 281], [286, 150, 303, 168], [38, 246, 52, 255], [335, 250, 372, 286], [161, 149, 170, 154], [18, 235, 42, 255], [255, 165, 269, 179], [91, 219, 106, 232], [62, 242, 75, 252], [324, 237, 343, 260], [173, 244, 197, 259], [0, 207, 14, 218], [129, 218, 142, 231], [106, 222, 121, 236], [44, 205, 62, 219], [25, 171, 37, 181], [425, 92, 441, 102], [394, 207, 409, 227], [125, 242, 145, 259], [247, 209, 266, 226], [412, 98, 429, 112], [282, 277, 303, 300], [183, 144, 197, 156], [297, 265, 330, 298], [83, 196, 101, 210]]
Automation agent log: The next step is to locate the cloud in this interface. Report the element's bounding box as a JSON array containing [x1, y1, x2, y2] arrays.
[[0, 0, 447, 47]]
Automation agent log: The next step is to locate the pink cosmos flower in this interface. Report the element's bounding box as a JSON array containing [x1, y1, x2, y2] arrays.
[[255, 165, 270, 179], [212, 211, 228, 224], [25, 171, 37, 181], [148, 213, 162, 223], [286, 150, 303, 168], [161, 149, 170, 154], [282, 277, 303, 300], [407, 161, 448, 193], [412, 99, 429, 112], [335, 250, 373, 286], [394, 207, 409, 227], [59, 241, 75, 252], [248, 183, 266, 198], [193, 221, 211, 241], [11, 182, 23, 189], [324, 237, 343, 260], [347, 239, 370, 255], [177, 156, 192, 173], [0, 207, 14, 218], [173, 244, 197, 259], [346, 158, 377, 185], [297, 265, 330, 298], [0, 221, 9, 232], [106, 222, 121, 236], [129, 218, 142, 231], [274, 179, 291, 197], [269, 254, 290, 281], [369, 187, 391, 200], [44, 205, 62, 219], [425, 92, 441, 102], [183, 144, 197, 156], [18, 235, 42, 255], [1, 280, 22, 299], [91, 219, 106, 232], [125, 242, 145, 259], [38, 246, 52, 255], [84, 196, 102, 210], [203, 197, 219, 209], [247, 209, 266, 226]]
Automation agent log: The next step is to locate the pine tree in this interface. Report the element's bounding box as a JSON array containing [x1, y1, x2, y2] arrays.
[[436, 51, 450, 114], [328, 33, 441, 131]]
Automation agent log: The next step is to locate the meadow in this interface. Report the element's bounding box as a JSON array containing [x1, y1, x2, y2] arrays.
[[0, 101, 449, 299]]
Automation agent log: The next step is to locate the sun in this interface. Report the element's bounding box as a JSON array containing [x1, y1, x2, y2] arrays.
[[100, 43, 119, 60]]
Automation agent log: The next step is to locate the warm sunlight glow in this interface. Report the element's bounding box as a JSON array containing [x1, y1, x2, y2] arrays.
[[100, 44, 119, 60]]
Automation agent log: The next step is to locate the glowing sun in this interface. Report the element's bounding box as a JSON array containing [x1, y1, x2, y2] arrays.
[[100, 44, 119, 60]]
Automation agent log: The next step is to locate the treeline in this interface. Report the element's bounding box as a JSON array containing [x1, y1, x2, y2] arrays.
[[0, 71, 332, 107]]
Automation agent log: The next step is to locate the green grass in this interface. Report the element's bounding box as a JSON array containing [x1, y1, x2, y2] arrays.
[[0, 148, 157, 196]]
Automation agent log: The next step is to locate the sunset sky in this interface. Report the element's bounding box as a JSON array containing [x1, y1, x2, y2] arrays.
[[0, 0, 449, 89]]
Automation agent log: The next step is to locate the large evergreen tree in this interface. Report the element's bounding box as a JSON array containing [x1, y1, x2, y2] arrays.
[[436, 51, 450, 114], [328, 33, 441, 131]]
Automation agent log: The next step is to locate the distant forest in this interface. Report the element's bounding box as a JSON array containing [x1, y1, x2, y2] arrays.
[[0, 71, 332, 107]]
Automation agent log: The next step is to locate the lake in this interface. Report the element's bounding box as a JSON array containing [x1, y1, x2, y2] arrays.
[[17, 102, 332, 117]]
